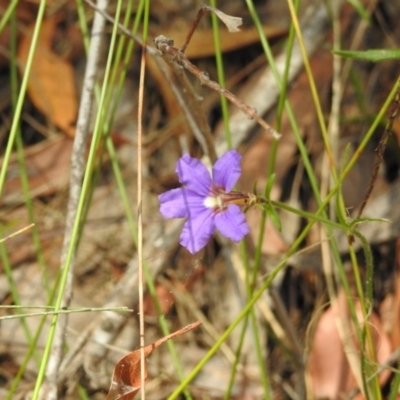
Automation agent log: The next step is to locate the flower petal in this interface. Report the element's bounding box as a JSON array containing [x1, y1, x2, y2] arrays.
[[212, 150, 242, 191], [176, 154, 212, 196], [159, 188, 207, 218], [214, 204, 249, 242], [180, 209, 215, 254]]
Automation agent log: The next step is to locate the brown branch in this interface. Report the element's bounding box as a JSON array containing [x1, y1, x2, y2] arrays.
[[180, 4, 243, 54], [154, 35, 281, 140], [179, 4, 209, 54]]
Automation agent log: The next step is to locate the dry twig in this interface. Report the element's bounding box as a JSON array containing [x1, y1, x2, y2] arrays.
[[154, 35, 281, 142]]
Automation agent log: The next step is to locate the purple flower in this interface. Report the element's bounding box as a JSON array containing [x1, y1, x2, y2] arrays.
[[158, 150, 250, 254]]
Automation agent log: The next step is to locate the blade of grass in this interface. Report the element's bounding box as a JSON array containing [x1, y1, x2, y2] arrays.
[[0, 0, 46, 204], [0, 0, 18, 34], [4, 10, 60, 397], [209, 0, 232, 149], [388, 362, 400, 400], [0, 306, 130, 320], [0, 3, 48, 395]]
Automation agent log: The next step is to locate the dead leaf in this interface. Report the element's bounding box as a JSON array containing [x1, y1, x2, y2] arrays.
[[1, 136, 73, 206], [307, 291, 392, 399], [143, 266, 205, 317], [18, 16, 77, 137], [143, 284, 176, 316], [207, 6, 242, 33], [105, 321, 201, 400]]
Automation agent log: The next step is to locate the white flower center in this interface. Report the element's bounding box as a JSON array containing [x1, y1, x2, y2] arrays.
[[204, 196, 223, 209]]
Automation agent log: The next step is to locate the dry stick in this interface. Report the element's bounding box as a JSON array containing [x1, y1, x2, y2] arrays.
[[137, 31, 147, 400], [181, 3, 243, 50], [0, 223, 34, 243], [154, 36, 217, 163], [154, 35, 281, 141], [357, 80, 400, 219], [42, 1, 109, 399], [179, 4, 210, 54]]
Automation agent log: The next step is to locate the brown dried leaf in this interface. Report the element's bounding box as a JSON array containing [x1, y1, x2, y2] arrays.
[[1, 136, 73, 206], [18, 16, 77, 137], [307, 292, 392, 399], [105, 321, 201, 400], [143, 284, 176, 316], [143, 267, 205, 317]]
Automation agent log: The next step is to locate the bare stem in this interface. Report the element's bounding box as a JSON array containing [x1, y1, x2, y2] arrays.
[[179, 5, 208, 54], [137, 30, 147, 400]]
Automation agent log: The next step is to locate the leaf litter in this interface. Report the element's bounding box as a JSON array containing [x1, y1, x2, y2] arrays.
[[18, 15, 77, 138], [105, 322, 201, 400]]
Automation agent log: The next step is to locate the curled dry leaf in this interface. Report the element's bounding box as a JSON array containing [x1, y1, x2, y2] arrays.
[[208, 6, 242, 33], [105, 321, 201, 400]]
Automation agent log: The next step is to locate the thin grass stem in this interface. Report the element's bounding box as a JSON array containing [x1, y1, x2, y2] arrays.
[[209, 0, 232, 149]]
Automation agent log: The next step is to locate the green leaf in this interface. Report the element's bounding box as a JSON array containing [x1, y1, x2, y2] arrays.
[[349, 217, 391, 229], [333, 49, 400, 62], [266, 204, 281, 232], [264, 173, 276, 199], [346, 0, 370, 22]]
